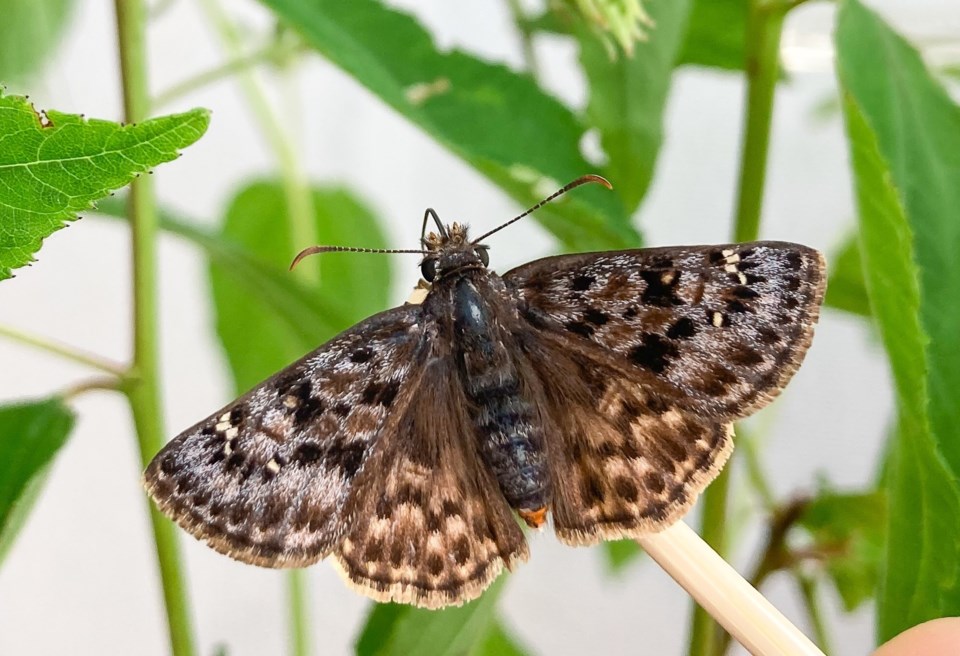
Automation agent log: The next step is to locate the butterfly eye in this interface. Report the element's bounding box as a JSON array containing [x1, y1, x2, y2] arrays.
[[421, 258, 438, 282], [476, 247, 490, 267]]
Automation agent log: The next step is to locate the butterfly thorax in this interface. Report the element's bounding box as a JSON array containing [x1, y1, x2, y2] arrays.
[[422, 228, 550, 526]]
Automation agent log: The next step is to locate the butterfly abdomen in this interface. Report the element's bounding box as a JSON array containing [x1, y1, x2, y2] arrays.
[[452, 278, 549, 516]]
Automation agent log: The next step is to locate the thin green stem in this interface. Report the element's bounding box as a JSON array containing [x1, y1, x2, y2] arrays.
[[506, 0, 540, 76], [0, 324, 126, 376], [197, 3, 315, 653], [115, 2, 196, 655], [687, 2, 789, 655], [61, 376, 125, 400], [796, 572, 833, 653], [153, 40, 301, 108], [287, 567, 310, 656], [739, 427, 777, 510], [732, 1, 787, 243], [687, 466, 731, 656]]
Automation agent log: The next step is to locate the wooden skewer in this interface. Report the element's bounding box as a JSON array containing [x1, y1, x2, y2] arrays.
[[638, 521, 824, 656]]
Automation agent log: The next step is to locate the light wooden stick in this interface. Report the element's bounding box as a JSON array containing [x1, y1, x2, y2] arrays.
[[638, 521, 824, 656], [403, 287, 822, 656]]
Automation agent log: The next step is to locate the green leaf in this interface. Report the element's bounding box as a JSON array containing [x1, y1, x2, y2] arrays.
[[355, 579, 506, 656], [677, 0, 748, 71], [0, 0, 75, 84], [799, 491, 885, 612], [209, 180, 390, 393], [0, 397, 74, 565], [823, 233, 870, 317], [92, 195, 363, 387], [837, 0, 960, 639], [0, 91, 209, 280], [602, 538, 643, 573], [256, 0, 638, 251], [473, 620, 528, 656], [578, 0, 692, 213]]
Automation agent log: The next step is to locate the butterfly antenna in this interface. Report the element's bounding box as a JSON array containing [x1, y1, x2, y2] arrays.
[[471, 174, 613, 244], [290, 245, 428, 271], [420, 208, 448, 245]]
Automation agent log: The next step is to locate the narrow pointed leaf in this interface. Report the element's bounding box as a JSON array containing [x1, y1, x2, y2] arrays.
[[210, 180, 390, 393], [256, 0, 638, 251], [578, 0, 692, 213], [356, 579, 505, 656], [0, 397, 75, 565], [837, 0, 960, 639]]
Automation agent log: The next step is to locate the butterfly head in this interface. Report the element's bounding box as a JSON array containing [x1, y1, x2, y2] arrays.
[[420, 220, 490, 283]]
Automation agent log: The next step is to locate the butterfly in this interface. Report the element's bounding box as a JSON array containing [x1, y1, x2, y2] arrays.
[[144, 175, 825, 609]]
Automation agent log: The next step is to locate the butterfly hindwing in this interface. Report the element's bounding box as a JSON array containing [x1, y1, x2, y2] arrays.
[[333, 357, 529, 609], [143, 305, 430, 567], [514, 343, 733, 544], [505, 241, 826, 422]]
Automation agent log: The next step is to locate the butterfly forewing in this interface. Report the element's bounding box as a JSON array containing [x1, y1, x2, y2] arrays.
[[143, 305, 430, 567], [504, 241, 826, 421]]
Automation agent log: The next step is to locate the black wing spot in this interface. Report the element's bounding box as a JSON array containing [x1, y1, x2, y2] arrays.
[[726, 299, 750, 314], [333, 402, 351, 417], [757, 326, 781, 344], [350, 348, 374, 363], [785, 276, 802, 291], [361, 380, 400, 407], [640, 270, 683, 307], [571, 274, 595, 291], [294, 442, 323, 465], [565, 321, 595, 338], [623, 306, 638, 319], [614, 476, 640, 503], [293, 397, 325, 425], [666, 317, 697, 340], [731, 345, 764, 366], [229, 406, 244, 426], [709, 251, 726, 264], [785, 252, 803, 270], [629, 333, 679, 373], [584, 308, 609, 325], [329, 442, 366, 479], [732, 286, 760, 299], [644, 472, 666, 494], [745, 273, 767, 284], [784, 297, 800, 310]]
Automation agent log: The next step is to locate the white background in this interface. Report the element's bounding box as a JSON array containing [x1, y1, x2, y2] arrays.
[[1, 1, 957, 654]]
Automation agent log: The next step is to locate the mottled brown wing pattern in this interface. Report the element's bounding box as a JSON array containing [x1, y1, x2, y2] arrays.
[[505, 241, 824, 541], [505, 241, 826, 422], [333, 359, 528, 609], [515, 342, 733, 544], [143, 306, 429, 568]]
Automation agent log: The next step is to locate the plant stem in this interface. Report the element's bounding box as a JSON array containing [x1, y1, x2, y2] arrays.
[[0, 324, 126, 376], [732, 0, 788, 244], [61, 376, 125, 400], [506, 0, 540, 76], [796, 572, 833, 653], [197, 3, 316, 653], [687, 466, 730, 656], [687, 2, 788, 655], [153, 40, 300, 108], [115, 2, 197, 655]]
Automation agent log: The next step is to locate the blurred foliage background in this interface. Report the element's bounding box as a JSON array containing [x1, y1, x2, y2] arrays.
[[1, 0, 960, 654]]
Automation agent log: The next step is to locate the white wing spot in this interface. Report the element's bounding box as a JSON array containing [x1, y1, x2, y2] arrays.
[[711, 312, 724, 327], [266, 459, 281, 474], [282, 395, 299, 409]]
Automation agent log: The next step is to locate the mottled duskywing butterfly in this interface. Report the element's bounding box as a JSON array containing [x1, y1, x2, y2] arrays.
[[144, 176, 825, 609]]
